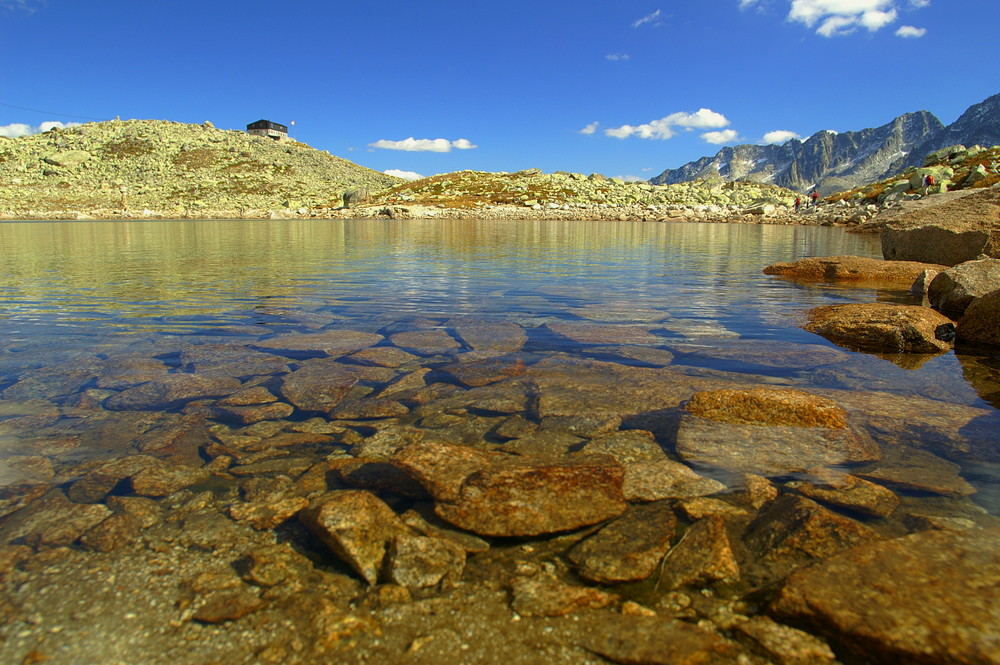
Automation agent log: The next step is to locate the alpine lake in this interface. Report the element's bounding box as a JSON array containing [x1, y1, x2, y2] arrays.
[[1, 218, 998, 665]]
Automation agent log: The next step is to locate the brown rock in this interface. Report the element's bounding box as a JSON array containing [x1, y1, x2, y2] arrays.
[[216, 386, 279, 406], [451, 321, 527, 353], [805, 302, 954, 353], [676, 497, 748, 520], [672, 340, 850, 371], [211, 401, 294, 425], [392, 442, 628, 537], [771, 526, 1000, 665], [546, 322, 662, 345], [510, 577, 618, 617], [580, 614, 743, 665], [928, 258, 1000, 314], [676, 390, 880, 477], [685, 387, 849, 428], [787, 468, 900, 518], [441, 356, 527, 387], [345, 346, 421, 368], [731, 616, 837, 665], [129, 460, 210, 497], [180, 343, 290, 377], [568, 502, 677, 584], [192, 588, 267, 623], [958, 287, 1000, 347], [278, 363, 360, 413], [744, 495, 880, 585], [103, 374, 242, 411], [299, 490, 412, 585], [621, 460, 725, 502], [855, 448, 977, 497], [67, 455, 160, 503], [659, 515, 739, 589], [389, 329, 461, 355], [254, 330, 383, 356], [0, 491, 111, 549], [385, 534, 466, 589], [763, 255, 946, 285]]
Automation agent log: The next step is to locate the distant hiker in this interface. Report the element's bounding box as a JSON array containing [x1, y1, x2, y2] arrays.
[[810, 190, 819, 207], [794, 196, 801, 212]]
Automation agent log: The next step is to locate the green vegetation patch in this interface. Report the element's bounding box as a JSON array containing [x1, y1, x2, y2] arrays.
[[100, 137, 155, 159]]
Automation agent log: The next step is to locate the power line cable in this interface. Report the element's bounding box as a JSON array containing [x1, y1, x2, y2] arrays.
[[0, 101, 108, 122]]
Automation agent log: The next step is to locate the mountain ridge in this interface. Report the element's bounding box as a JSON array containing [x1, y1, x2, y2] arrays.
[[651, 92, 1000, 196]]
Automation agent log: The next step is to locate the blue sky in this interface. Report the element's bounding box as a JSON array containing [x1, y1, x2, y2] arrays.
[[1, 0, 997, 181]]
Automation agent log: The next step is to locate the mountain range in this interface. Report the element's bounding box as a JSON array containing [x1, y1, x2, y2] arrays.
[[649, 92, 1000, 195]]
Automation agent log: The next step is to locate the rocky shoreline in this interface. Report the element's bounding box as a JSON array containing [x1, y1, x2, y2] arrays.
[[2, 255, 1000, 664]]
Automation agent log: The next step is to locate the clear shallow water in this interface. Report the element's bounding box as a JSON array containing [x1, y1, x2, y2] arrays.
[[1, 218, 999, 509]]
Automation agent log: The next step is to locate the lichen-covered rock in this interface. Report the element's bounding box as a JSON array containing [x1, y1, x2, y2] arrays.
[[805, 302, 954, 353], [771, 526, 1000, 665]]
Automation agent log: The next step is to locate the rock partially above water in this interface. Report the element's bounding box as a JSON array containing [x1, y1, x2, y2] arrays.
[[763, 255, 946, 285], [958, 287, 1000, 347], [928, 258, 1000, 314], [771, 526, 1000, 665], [805, 302, 954, 353]]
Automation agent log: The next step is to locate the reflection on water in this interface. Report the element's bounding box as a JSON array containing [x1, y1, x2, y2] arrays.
[[1, 218, 999, 510]]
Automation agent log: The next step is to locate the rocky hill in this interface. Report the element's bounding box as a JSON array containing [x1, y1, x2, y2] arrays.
[[0, 119, 401, 218], [356, 168, 805, 222], [651, 92, 1000, 197]]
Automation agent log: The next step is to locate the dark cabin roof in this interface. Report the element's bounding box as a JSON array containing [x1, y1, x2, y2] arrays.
[[247, 119, 288, 133]]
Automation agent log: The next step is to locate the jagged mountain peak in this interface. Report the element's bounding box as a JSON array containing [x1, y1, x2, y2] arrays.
[[650, 94, 998, 196]]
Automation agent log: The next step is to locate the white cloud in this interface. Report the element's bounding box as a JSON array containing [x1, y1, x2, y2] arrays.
[[762, 130, 801, 144], [632, 9, 662, 28], [0, 120, 78, 137], [0, 0, 46, 12], [739, 0, 761, 8], [579, 121, 599, 135], [384, 169, 424, 181], [605, 53, 630, 61], [702, 129, 740, 145], [615, 174, 648, 182], [895, 24, 926, 37], [605, 109, 731, 140], [368, 137, 478, 152], [788, 0, 911, 37]]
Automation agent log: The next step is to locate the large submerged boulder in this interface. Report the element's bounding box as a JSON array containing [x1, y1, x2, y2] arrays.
[[675, 388, 880, 476], [771, 526, 1000, 665]]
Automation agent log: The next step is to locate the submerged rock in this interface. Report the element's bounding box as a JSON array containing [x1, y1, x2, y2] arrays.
[[786, 468, 900, 518], [299, 490, 412, 585], [658, 515, 739, 590], [103, 374, 241, 411], [392, 442, 627, 537], [771, 526, 1000, 665], [254, 330, 383, 356], [579, 614, 743, 665], [675, 388, 879, 476], [509, 577, 619, 617], [568, 502, 676, 584]]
